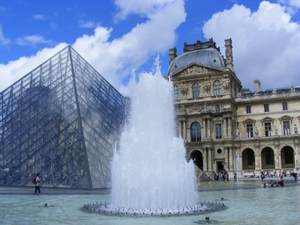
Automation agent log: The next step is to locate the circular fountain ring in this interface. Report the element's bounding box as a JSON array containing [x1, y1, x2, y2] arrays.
[[81, 202, 227, 217]]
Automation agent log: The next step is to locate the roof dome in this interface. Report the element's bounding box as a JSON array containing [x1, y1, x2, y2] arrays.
[[168, 47, 225, 76]]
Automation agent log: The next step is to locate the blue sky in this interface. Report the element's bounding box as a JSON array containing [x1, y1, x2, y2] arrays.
[[1, 0, 300, 92], [0, 0, 267, 64]]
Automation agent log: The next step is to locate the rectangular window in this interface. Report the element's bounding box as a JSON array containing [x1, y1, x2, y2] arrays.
[[215, 124, 222, 139], [282, 101, 288, 111], [246, 124, 253, 138], [264, 122, 272, 137], [283, 121, 290, 135], [246, 105, 251, 114], [264, 104, 269, 112]]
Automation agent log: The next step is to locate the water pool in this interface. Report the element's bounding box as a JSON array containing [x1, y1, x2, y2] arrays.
[[1, 184, 299, 225]]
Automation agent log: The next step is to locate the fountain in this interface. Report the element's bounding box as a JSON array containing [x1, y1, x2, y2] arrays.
[[83, 65, 226, 216]]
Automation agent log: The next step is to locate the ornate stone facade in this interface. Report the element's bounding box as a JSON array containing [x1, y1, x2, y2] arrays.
[[169, 39, 300, 177]]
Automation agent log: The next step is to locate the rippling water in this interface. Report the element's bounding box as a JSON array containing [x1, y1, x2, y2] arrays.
[[1, 184, 300, 225]]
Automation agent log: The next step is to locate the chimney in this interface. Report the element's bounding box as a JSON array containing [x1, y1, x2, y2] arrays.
[[225, 38, 234, 71], [169, 47, 177, 64], [254, 80, 261, 93]]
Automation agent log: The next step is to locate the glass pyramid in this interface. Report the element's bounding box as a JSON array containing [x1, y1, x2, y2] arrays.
[[0, 46, 126, 188]]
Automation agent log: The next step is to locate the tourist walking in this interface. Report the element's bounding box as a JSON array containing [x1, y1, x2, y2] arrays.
[[32, 173, 41, 194]]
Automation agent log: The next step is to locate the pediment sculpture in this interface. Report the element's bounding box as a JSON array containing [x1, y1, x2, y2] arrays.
[[180, 65, 209, 76]]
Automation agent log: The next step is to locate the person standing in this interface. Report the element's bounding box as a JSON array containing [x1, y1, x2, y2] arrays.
[[234, 172, 237, 182], [260, 171, 265, 181], [32, 173, 41, 194]]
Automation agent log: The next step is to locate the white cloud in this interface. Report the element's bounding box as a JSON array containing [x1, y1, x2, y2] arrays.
[[0, 25, 10, 46], [16, 35, 53, 46], [0, 43, 67, 91], [32, 14, 47, 21], [0, 0, 186, 93], [203, 1, 300, 90], [79, 20, 99, 29], [114, 0, 176, 19], [277, 0, 300, 14], [279, 0, 300, 8], [290, 0, 300, 7]]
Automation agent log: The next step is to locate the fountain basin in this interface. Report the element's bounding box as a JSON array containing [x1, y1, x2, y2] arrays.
[[81, 201, 227, 217]]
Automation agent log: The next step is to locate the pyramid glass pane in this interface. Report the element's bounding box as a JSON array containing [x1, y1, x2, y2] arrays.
[[0, 46, 126, 188]]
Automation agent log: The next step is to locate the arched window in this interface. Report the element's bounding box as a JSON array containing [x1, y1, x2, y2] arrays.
[[213, 80, 221, 96], [192, 82, 200, 99], [190, 150, 203, 170], [261, 147, 275, 169], [242, 148, 255, 170], [281, 146, 295, 168], [191, 122, 201, 142]]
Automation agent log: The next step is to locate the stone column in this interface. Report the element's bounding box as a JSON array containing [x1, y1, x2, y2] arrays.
[[232, 147, 236, 171], [222, 120, 225, 139], [236, 150, 242, 173], [207, 148, 212, 171], [225, 147, 229, 170], [206, 148, 209, 171], [278, 152, 282, 170], [228, 117, 232, 138], [205, 118, 208, 138], [255, 149, 262, 172], [229, 147, 234, 171], [207, 119, 211, 138], [202, 150, 207, 172], [224, 118, 228, 137], [179, 120, 183, 138], [274, 146, 281, 170], [186, 121, 191, 142], [202, 118, 207, 139], [183, 120, 187, 140], [212, 148, 216, 171], [294, 144, 300, 168]]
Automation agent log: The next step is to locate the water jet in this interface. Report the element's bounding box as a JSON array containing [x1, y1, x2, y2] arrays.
[[83, 70, 226, 216]]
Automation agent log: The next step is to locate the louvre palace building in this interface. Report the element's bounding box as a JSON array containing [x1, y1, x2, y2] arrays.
[[169, 38, 300, 177], [1, 39, 300, 188]]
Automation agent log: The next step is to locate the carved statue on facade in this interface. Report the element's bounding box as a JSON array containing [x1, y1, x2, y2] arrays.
[[235, 127, 240, 139], [222, 79, 230, 90], [180, 87, 188, 96], [204, 82, 211, 94], [254, 125, 259, 136]]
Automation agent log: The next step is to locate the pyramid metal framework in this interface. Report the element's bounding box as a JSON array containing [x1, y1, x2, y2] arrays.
[[0, 46, 126, 188]]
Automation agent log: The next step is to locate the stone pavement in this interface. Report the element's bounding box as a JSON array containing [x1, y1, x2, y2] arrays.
[[1, 179, 299, 195], [0, 186, 109, 195]]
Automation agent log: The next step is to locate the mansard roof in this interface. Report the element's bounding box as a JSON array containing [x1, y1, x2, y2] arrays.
[[168, 47, 226, 77]]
